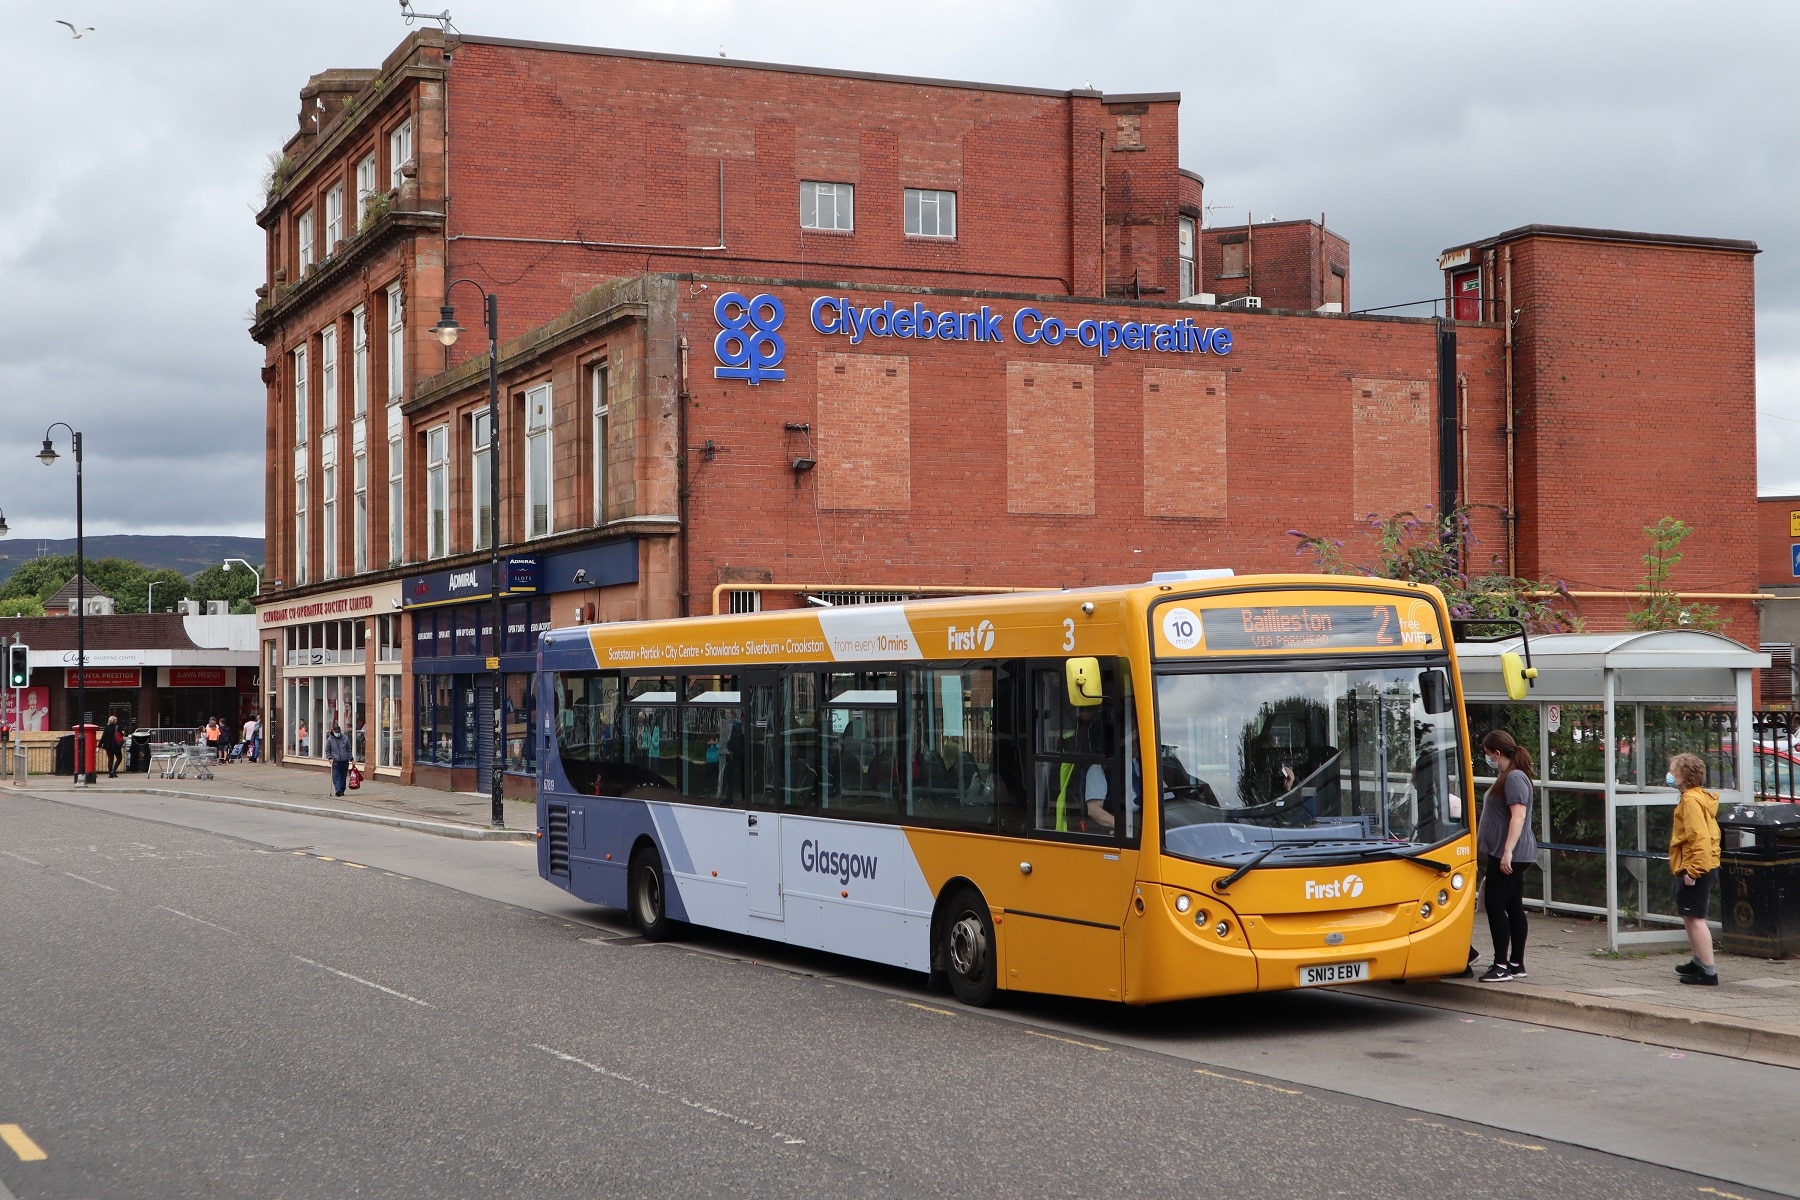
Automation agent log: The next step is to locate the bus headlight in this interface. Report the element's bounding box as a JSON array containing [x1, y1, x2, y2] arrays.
[[1437, 889, 1450, 907], [1451, 873, 1466, 891], [1419, 902, 1433, 919], [1193, 908, 1209, 928], [1176, 894, 1191, 913], [1215, 920, 1231, 938]]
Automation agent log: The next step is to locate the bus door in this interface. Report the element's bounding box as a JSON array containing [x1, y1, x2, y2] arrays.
[[742, 669, 783, 919], [998, 664, 1136, 1002]]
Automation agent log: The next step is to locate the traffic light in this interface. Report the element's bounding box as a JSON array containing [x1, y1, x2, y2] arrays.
[[6, 644, 28, 688]]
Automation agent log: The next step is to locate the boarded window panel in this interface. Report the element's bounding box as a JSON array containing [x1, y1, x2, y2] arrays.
[[1220, 241, 1246, 278], [1006, 361, 1095, 516], [1351, 377, 1432, 521], [818, 353, 910, 511], [1142, 369, 1227, 518]]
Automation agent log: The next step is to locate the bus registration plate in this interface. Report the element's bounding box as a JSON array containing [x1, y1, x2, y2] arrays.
[[1299, 961, 1369, 987]]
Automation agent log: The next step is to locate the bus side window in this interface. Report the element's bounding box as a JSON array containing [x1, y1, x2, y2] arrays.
[[1032, 664, 1121, 839], [906, 666, 997, 827], [624, 674, 679, 796], [991, 661, 1030, 835], [783, 671, 821, 810]]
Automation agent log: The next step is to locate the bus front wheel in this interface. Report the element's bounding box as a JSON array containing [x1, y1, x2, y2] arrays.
[[629, 844, 675, 941], [940, 886, 997, 1007]]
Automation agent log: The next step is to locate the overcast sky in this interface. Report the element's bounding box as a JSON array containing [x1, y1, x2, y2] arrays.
[[2, 0, 1796, 542]]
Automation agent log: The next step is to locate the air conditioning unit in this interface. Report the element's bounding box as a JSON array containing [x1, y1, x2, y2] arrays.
[[71, 596, 115, 616], [1220, 295, 1262, 310], [206, 600, 230, 616], [1178, 292, 1218, 306], [176, 600, 202, 617]]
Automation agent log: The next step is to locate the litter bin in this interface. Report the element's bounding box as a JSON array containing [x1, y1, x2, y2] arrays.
[[128, 729, 152, 774], [1717, 802, 1800, 959], [54, 733, 74, 776]]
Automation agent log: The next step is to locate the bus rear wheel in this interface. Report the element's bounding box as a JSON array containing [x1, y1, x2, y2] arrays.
[[629, 844, 676, 941], [940, 886, 997, 1007]]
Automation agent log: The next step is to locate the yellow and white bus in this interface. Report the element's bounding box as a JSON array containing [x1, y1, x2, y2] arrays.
[[536, 572, 1488, 1005]]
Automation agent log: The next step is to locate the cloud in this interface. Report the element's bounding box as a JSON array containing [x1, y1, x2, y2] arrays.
[[1, 0, 1793, 541]]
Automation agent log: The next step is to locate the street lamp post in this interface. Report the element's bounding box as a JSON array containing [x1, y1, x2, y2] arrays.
[[222, 558, 263, 597], [38, 425, 93, 785], [430, 283, 505, 829]]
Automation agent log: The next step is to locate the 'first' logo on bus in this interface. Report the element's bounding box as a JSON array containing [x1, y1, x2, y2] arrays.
[[713, 292, 786, 385]]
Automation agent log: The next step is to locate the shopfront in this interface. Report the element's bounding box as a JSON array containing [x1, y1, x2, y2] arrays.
[[258, 582, 404, 774]]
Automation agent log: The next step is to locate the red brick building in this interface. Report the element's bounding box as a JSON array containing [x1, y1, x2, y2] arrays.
[[251, 30, 1762, 790]]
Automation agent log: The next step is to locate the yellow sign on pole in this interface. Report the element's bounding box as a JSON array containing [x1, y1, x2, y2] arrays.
[[1790, 510, 1800, 537], [485, 656, 500, 670]]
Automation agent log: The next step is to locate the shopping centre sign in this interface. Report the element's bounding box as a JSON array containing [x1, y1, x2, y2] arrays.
[[713, 291, 1234, 386]]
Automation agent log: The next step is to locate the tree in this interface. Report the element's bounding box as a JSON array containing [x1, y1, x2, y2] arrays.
[[1626, 517, 1726, 631], [0, 554, 79, 603], [1289, 506, 1583, 633], [0, 598, 45, 618], [187, 563, 262, 615]]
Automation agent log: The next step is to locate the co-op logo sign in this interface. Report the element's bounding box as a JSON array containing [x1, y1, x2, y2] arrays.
[[712, 290, 1234, 385], [947, 621, 995, 653], [1304, 873, 1364, 900]]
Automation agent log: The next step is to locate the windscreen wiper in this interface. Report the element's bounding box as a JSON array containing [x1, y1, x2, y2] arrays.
[[1335, 844, 1452, 872], [1211, 839, 1334, 892]]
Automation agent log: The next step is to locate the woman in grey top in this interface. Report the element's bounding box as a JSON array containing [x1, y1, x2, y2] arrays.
[[1476, 730, 1538, 982]]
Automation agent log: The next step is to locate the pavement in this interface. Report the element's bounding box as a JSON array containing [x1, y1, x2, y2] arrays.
[[12, 760, 1800, 1070]]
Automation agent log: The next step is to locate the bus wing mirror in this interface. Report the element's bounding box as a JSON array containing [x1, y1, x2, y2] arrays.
[[1418, 668, 1451, 714], [1066, 657, 1104, 707], [1501, 651, 1538, 701]]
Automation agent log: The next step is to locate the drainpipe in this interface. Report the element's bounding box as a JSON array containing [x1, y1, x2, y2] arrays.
[[677, 335, 691, 618], [1504, 245, 1517, 576], [1097, 132, 1107, 298]]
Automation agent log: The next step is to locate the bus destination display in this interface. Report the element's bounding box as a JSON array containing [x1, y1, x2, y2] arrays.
[[1200, 604, 1403, 651]]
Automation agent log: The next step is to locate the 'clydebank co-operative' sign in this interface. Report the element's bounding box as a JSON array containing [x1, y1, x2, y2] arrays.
[[713, 291, 1234, 386]]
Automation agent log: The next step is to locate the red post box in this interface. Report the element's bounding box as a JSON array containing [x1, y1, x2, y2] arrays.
[[74, 723, 99, 781]]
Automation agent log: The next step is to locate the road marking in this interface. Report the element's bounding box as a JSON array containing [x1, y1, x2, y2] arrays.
[[0, 1124, 45, 1162], [1026, 1029, 1109, 1051], [0, 851, 42, 866], [1194, 1068, 1303, 1096], [159, 906, 235, 935], [1404, 1117, 1544, 1152], [1699, 1190, 1756, 1200], [532, 1044, 806, 1145], [342, 862, 368, 869], [888, 998, 956, 1017], [62, 872, 114, 891], [292, 956, 432, 1007]]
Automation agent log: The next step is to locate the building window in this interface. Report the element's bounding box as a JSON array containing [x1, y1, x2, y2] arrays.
[[387, 431, 403, 565], [351, 306, 368, 418], [386, 284, 404, 402], [294, 475, 308, 586], [727, 590, 762, 614], [426, 425, 448, 560], [525, 383, 552, 539], [353, 451, 368, 575], [389, 119, 413, 191], [591, 364, 609, 526], [904, 188, 956, 239], [293, 346, 309, 445], [377, 672, 404, 770], [1220, 238, 1247, 279], [800, 181, 854, 231], [321, 464, 337, 581], [355, 152, 377, 228], [1325, 266, 1345, 309], [1178, 216, 1197, 299], [324, 183, 345, 252], [320, 325, 338, 432], [297, 210, 315, 274], [472, 409, 493, 551]]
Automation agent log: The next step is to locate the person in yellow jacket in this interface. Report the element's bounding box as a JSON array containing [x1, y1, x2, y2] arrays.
[[1667, 752, 1723, 985]]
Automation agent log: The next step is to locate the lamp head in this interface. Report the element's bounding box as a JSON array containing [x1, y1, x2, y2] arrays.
[[431, 305, 462, 347], [0, 509, 9, 537], [222, 561, 232, 572], [37, 439, 58, 466]]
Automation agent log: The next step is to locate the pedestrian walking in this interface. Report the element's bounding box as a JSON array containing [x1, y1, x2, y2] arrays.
[[1668, 752, 1723, 985], [1476, 729, 1539, 982], [325, 722, 353, 797], [100, 715, 124, 778], [241, 713, 260, 763]]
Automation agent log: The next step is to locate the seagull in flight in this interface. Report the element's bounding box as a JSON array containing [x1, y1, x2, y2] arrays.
[[56, 20, 95, 37]]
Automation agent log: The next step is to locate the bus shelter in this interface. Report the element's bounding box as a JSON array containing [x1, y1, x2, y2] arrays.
[[1456, 631, 1767, 952]]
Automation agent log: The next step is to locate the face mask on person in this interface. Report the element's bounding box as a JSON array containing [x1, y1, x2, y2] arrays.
[[1485, 755, 1501, 771], [1666, 772, 1679, 788]]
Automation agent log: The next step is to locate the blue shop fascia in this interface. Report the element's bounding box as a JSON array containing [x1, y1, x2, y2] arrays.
[[403, 539, 637, 787]]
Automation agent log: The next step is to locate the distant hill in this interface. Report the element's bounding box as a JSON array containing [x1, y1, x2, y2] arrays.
[[0, 536, 263, 584]]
